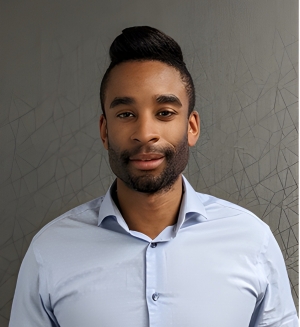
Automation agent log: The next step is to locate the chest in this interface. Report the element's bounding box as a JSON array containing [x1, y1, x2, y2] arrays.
[[46, 227, 262, 327]]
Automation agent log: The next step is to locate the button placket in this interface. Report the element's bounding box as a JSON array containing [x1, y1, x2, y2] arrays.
[[146, 241, 161, 326]]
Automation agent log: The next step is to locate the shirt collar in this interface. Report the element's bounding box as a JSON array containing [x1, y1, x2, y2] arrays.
[[98, 175, 208, 235], [175, 174, 208, 232]]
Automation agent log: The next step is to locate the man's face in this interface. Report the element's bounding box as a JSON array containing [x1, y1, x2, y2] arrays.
[[100, 60, 199, 194]]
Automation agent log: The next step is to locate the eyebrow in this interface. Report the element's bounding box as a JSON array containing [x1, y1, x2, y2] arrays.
[[110, 97, 135, 109], [156, 94, 182, 107], [109, 94, 182, 109]]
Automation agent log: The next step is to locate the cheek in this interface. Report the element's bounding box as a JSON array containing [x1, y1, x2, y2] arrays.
[[106, 126, 128, 150], [166, 125, 188, 144], [106, 121, 120, 139]]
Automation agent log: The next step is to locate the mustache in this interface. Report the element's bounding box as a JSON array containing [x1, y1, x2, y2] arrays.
[[119, 144, 174, 164]]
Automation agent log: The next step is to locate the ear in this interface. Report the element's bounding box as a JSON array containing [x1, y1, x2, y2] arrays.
[[99, 115, 109, 150], [187, 111, 200, 146]]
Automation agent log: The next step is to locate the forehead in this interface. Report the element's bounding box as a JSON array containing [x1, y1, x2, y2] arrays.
[[105, 60, 187, 101]]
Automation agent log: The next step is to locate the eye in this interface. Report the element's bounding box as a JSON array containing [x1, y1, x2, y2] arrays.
[[157, 111, 175, 117], [117, 112, 134, 118]]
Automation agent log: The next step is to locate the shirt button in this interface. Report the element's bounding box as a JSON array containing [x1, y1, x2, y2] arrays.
[[152, 292, 159, 301], [150, 242, 157, 248]]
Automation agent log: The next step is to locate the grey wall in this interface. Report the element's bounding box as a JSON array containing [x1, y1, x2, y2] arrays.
[[0, 0, 298, 324]]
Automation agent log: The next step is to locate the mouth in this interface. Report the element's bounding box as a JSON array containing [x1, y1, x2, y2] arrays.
[[129, 154, 165, 170]]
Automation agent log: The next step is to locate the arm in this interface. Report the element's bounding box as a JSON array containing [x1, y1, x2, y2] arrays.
[[9, 243, 59, 327], [249, 227, 298, 327]]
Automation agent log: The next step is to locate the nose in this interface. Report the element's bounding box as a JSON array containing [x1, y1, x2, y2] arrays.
[[130, 115, 160, 144]]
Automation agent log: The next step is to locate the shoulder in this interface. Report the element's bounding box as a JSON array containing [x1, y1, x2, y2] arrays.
[[197, 192, 271, 238], [31, 196, 105, 247]]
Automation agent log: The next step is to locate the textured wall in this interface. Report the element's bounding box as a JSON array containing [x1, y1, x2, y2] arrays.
[[0, 0, 298, 324]]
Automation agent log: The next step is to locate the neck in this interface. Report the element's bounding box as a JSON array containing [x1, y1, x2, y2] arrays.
[[114, 175, 183, 240]]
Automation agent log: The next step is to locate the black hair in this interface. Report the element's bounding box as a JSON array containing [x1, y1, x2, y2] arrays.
[[100, 26, 195, 116]]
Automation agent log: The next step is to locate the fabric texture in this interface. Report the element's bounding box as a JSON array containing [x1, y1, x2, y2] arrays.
[[9, 175, 298, 327]]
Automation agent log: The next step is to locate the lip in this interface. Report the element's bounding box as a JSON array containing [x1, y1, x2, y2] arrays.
[[129, 153, 164, 161], [129, 155, 165, 170]]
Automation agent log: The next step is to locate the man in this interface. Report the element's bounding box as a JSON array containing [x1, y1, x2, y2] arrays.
[[10, 26, 297, 326]]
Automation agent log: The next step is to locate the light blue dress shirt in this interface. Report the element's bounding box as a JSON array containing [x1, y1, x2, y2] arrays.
[[10, 175, 298, 327]]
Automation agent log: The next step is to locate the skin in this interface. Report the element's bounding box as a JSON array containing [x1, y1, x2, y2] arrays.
[[99, 60, 200, 239]]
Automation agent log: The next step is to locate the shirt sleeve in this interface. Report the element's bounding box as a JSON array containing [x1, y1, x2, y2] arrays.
[[249, 227, 298, 327], [9, 243, 59, 327]]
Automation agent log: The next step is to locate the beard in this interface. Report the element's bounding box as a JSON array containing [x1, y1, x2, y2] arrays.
[[108, 134, 189, 194]]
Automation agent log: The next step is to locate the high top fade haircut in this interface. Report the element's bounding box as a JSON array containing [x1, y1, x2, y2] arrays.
[[100, 26, 195, 117]]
